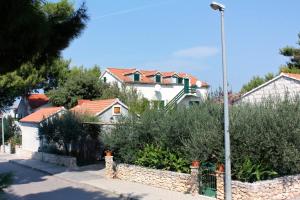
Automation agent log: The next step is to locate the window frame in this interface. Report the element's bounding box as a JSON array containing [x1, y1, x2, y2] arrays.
[[112, 105, 121, 115], [134, 73, 140, 82], [177, 77, 183, 84], [155, 75, 161, 83]]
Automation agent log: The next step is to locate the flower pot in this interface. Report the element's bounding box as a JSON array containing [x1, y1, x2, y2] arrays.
[[217, 163, 225, 172], [191, 160, 200, 167], [105, 150, 112, 157]]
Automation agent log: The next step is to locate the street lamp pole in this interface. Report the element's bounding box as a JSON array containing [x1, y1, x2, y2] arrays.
[[210, 2, 231, 199], [1, 116, 5, 153]]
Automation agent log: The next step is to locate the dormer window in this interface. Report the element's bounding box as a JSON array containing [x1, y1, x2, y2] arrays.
[[155, 75, 161, 83], [134, 73, 140, 82], [177, 77, 183, 84]]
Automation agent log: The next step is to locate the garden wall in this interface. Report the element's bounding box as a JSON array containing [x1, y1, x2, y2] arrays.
[[15, 146, 77, 169], [105, 156, 199, 194], [217, 172, 300, 200]]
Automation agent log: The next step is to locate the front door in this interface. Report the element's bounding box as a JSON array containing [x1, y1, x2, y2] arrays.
[[184, 78, 189, 93]]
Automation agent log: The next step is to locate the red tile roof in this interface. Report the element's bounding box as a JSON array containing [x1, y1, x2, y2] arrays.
[[70, 99, 119, 116], [106, 68, 209, 87], [20, 107, 64, 123], [282, 73, 300, 81], [27, 94, 49, 109]]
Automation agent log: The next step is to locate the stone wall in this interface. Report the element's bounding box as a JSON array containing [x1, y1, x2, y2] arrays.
[[217, 172, 300, 200], [15, 146, 77, 169], [237, 76, 300, 104], [105, 156, 199, 194]]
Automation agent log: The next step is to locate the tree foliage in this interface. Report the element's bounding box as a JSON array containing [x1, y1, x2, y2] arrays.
[[279, 33, 300, 72], [240, 73, 274, 94], [47, 66, 106, 109], [0, 59, 70, 110], [39, 111, 102, 163], [104, 97, 300, 181], [0, 116, 21, 144], [0, 0, 88, 74]]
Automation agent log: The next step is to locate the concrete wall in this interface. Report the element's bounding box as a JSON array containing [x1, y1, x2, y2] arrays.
[[19, 122, 40, 152], [15, 147, 77, 168], [238, 76, 300, 104], [105, 156, 199, 194], [217, 172, 300, 200]]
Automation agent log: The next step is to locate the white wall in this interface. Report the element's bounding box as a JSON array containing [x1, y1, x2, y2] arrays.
[[101, 71, 123, 88], [19, 122, 40, 152], [98, 102, 128, 123], [238, 76, 300, 104], [101, 70, 208, 105]]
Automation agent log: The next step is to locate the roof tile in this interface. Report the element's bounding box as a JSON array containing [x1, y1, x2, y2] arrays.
[[70, 99, 118, 116], [20, 107, 64, 123]]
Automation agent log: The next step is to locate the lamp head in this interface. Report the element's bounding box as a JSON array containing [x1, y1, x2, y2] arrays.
[[210, 2, 225, 11]]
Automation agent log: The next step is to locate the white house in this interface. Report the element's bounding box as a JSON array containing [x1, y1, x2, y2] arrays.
[[100, 68, 209, 109], [70, 98, 128, 123], [2, 94, 51, 119], [236, 73, 300, 104], [19, 107, 65, 152]]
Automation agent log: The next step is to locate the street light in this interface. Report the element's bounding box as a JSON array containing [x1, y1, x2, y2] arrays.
[[210, 2, 231, 200], [1, 115, 5, 153]]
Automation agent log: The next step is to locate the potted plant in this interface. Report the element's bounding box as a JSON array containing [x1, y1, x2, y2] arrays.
[[217, 162, 225, 172], [105, 150, 112, 156], [191, 160, 200, 167]]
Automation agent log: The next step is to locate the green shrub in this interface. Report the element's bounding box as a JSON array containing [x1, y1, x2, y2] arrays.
[[104, 97, 300, 181], [135, 144, 189, 173], [39, 111, 102, 164], [235, 158, 278, 182]]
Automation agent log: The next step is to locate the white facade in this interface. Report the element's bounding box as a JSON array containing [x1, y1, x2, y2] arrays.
[[237, 74, 300, 104], [19, 122, 40, 152], [97, 102, 129, 123], [100, 70, 208, 106]]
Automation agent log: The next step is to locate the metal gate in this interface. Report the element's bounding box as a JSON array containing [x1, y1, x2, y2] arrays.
[[199, 162, 217, 197]]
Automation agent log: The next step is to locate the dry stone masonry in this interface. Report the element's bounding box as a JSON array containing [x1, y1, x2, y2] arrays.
[[104, 156, 199, 194], [217, 172, 300, 200]]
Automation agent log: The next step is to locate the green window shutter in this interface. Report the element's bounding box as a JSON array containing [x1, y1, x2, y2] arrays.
[[134, 73, 140, 82], [103, 77, 107, 83], [177, 77, 183, 84], [156, 75, 161, 83]]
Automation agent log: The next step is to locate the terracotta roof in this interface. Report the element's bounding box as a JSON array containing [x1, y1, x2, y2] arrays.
[[70, 99, 119, 116], [106, 68, 208, 87], [282, 73, 300, 81], [78, 99, 92, 105], [27, 94, 49, 109], [20, 107, 64, 123]]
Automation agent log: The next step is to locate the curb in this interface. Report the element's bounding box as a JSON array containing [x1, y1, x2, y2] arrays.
[[8, 159, 138, 200]]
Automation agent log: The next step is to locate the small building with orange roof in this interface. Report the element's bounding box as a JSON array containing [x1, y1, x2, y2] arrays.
[[236, 72, 300, 104], [70, 98, 128, 123], [19, 107, 66, 152], [100, 67, 209, 109]]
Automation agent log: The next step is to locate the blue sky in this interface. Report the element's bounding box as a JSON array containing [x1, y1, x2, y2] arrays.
[[62, 0, 300, 91]]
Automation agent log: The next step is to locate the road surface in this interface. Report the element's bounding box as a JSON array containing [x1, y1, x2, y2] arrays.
[[0, 158, 120, 200]]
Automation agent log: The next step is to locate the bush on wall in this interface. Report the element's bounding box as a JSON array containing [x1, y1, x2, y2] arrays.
[[103, 97, 300, 180]]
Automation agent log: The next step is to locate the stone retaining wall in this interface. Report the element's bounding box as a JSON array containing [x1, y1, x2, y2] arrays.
[[217, 172, 300, 200], [15, 146, 77, 169], [105, 156, 199, 194]]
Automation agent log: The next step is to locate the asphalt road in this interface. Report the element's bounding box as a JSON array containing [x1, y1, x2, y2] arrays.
[[0, 158, 120, 200]]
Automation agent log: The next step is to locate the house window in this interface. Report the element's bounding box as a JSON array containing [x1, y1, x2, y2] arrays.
[[113, 106, 121, 115], [177, 77, 183, 84], [103, 77, 107, 83], [155, 75, 161, 83], [134, 73, 140, 82]]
